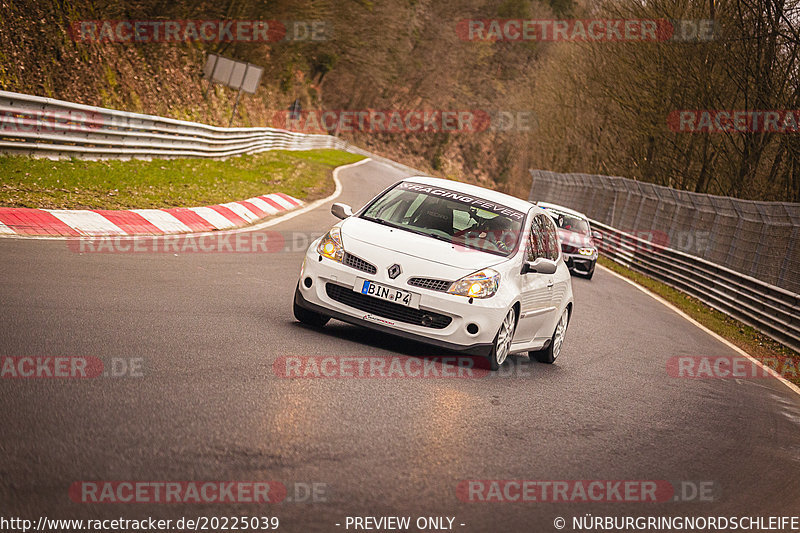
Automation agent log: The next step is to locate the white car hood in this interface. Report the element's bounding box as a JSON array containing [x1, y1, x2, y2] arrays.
[[340, 217, 508, 276]]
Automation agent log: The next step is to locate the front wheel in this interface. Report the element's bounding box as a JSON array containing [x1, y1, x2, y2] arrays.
[[488, 307, 517, 371], [530, 307, 569, 364]]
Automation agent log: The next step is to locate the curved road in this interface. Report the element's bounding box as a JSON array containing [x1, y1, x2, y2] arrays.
[[1, 160, 799, 532]]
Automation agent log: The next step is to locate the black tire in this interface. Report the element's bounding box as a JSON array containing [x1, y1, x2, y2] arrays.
[[584, 266, 595, 280], [529, 308, 569, 364], [531, 344, 556, 364], [488, 345, 501, 371], [293, 292, 330, 328]]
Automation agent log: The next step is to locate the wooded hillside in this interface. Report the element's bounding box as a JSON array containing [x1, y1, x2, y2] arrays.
[[1, 0, 797, 201]]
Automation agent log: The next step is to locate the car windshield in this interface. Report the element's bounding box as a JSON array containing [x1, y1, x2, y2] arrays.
[[548, 210, 590, 234], [360, 182, 526, 256]]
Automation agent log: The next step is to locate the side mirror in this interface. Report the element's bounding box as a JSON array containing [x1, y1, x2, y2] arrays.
[[592, 230, 603, 241], [331, 203, 353, 219], [522, 257, 558, 275]]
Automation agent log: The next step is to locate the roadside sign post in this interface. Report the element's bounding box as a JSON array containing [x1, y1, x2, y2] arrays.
[[229, 64, 249, 127], [203, 54, 264, 127]]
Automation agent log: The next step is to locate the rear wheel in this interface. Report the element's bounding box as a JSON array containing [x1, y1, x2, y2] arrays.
[[488, 307, 517, 370], [293, 289, 330, 328], [530, 307, 569, 364]]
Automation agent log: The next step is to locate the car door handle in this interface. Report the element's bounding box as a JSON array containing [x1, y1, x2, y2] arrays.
[[546, 280, 554, 288]]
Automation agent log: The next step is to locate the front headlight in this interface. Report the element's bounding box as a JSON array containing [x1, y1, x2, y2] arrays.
[[578, 247, 595, 256], [316, 227, 344, 262], [447, 268, 500, 299]]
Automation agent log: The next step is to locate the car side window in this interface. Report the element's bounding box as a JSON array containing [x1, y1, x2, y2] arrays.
[[542, 214, 560, 261], [527, 214, 560, 262], [526, 214, 549, 261]]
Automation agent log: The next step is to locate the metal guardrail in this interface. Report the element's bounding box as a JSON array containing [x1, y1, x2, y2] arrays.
[[529, 168, 800, 354], [529, 169, 800, 295], [0, 90, 347, 159], [591, 220, 800, 354]]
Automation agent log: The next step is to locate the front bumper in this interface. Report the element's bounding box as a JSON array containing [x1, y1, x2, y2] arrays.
[[294, 288, 493, 356], [564, 253, 596, 275], [295, 248, 512, 356]]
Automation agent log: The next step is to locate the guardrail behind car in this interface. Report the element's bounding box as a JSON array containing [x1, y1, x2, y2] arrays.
[[530, 169, 800, 354], [594, 218, 800, 353]]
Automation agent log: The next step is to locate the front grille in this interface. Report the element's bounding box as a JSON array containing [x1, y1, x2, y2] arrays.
[[408, 277, 452, 292], [343, 252, 377, 274], [326, 283, 452, 329]]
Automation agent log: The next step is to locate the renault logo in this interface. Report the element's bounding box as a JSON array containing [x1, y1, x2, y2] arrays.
[[387, 264, 402, 279]]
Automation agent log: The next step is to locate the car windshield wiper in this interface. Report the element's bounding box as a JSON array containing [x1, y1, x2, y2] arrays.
[[361, 215, 404, 231], [418, 231, 453, 244]]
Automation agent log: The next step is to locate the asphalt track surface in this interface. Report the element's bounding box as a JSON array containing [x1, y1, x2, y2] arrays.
[[1, 160, 799, 532]]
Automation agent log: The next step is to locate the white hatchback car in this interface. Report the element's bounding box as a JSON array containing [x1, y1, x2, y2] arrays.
[[293, 176, 574, 369]]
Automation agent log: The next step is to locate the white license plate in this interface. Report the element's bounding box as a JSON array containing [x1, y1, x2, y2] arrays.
[[355, 278, 419, 309]]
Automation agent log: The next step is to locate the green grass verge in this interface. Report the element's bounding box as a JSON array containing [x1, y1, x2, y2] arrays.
[[598, 255, 800, 388], [0, 149, 365, 210]]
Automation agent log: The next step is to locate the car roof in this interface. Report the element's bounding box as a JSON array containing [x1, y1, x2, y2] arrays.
[[535, 201, 589, 220], [401, 176, 534, 214]]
